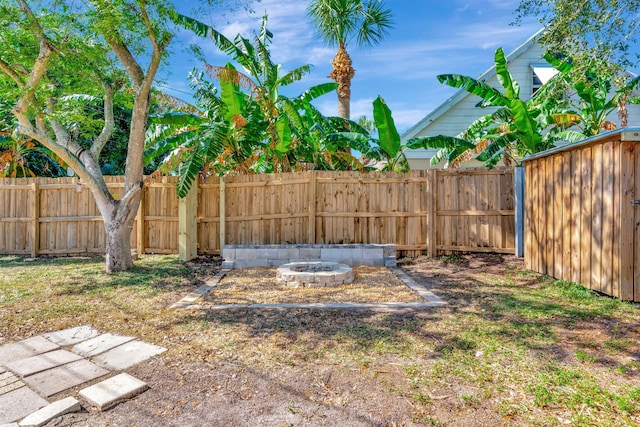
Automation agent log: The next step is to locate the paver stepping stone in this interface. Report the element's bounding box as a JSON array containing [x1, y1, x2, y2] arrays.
[[44, 326, 98, 346], [91, 340, 166, 370], [0, 337, 58, 366], [22, 359, 109, 398], [0, 372, 25, 395], [71, 333, 135, 358], [79, 373, 148, 411], [0, 387, 48, 424], [18, 397, 81, 427], [5, 350, 83, 378]]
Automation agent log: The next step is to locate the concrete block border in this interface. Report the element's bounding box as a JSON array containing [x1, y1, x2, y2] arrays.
[[222, 244, 397, 269], [170, 265, 446, 310]]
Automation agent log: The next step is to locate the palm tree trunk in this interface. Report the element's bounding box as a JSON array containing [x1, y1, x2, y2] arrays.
[[329, 43, 355, 120]]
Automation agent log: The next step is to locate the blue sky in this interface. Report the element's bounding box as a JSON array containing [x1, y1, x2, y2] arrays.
[[161, 0, 542, 132]]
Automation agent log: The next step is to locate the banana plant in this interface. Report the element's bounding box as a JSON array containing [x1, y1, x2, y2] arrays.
[[0, 134, 67, 177], [407, 48, 566, 167], [543, 52, 640, 136], [329, 96, 410, 172], [175, 13, 339, 173], [147, 14, 343, 197], [145, 69, 266, 198], [281, 91, 365, 171]]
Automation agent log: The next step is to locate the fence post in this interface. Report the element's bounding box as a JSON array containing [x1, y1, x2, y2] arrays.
[[219, 177, 226, 251], [514, 166, 525, 257], [31, 182, 39, 258], [178, 182, 198, 261], [427, 169, 438, 257], [308, 170, 316, 244]]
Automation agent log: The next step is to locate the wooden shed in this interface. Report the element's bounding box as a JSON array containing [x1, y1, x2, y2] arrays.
[[522, 128, 640, 302]]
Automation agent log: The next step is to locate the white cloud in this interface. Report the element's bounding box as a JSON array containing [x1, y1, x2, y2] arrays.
[[219, 21, 254, 39]]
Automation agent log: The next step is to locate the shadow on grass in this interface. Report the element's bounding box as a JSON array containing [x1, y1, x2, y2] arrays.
[[169, 254, 640, 381], [0, 254, 201, 296]]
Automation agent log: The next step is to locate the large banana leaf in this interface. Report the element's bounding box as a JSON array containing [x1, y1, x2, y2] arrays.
[[173, 14, 243, 62], [278, 65, 313, 87], [297, 82, 338, 104], [326, 132, 382, 160], [494, 48, 520, 99], [554, 130, 589, 144], [550, 113, 582, 127], [461, 113, 502, 140], [574, 79, 610, 112], [176, 141, 205, 199], [510, 99, 541, 151], [437, 74, 509, 107], [372, 96, 400, 158], [218, 65, 247, 125], [281, 99, 304, 132], [476, 132, 519, 162], [543, 52, 573, 74], [144, 127, 198, 164], [275, 117, 291, 154]]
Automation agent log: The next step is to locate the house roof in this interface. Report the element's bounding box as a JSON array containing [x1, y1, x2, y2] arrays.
[[401, 28, 545, 141]]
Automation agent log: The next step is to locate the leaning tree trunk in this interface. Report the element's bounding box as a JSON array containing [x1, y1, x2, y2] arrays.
[[330, 43, 355, 120]]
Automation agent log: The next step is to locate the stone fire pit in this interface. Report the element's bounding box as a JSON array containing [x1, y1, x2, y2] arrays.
[[276, 262, 354, 288]]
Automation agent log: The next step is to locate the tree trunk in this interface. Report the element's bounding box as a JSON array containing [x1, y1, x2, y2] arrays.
[[104, 216, 135, 272], [329, 43, 355, 120], [95, 193, 140, 273], [337, 94, 350, 120]]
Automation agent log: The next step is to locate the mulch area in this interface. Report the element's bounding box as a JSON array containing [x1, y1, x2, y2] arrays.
[[203, 265, 424, 304]]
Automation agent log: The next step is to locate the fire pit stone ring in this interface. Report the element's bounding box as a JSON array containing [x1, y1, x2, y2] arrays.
[[276, 261, 354, 288]]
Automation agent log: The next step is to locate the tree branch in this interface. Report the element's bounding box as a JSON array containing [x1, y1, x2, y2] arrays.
[[106, 39, 145, 87], [138, 1, 172, 96], [46, 97, 85, 159], [12, 0, 53, 124], [0, 57, 25, 88], [91, 83, 115, 159]]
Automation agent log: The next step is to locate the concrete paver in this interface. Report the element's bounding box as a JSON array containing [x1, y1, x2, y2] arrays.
[[0, 326, 163, 425], [91, 340, 166, 370], [5, 350, 82, 378], [71, 333, 135, 358], [0, 337, 59, 367], [0, 372, 25, 395], [0, 387, 48, 424], [18, 397, 81, 427], [79, 373, 147, 411], [22, 359, 109, 398], [43, 326, 98, 346]]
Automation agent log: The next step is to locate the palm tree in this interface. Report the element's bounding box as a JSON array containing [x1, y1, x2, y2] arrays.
[[307, 0, 393, 119]]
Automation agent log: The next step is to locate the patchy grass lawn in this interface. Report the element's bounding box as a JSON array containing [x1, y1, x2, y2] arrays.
[[0, 254, 639, 426]]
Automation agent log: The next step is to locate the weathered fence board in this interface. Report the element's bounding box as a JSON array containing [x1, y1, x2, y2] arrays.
[[0, 169, 516, 259]]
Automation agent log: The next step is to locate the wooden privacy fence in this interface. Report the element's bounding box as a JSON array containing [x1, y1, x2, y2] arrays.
[[523, 129, 640, 302], [0, 169, 516, 258]]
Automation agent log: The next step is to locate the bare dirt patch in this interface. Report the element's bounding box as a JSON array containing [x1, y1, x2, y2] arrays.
[[203, 265, 424, 304]]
